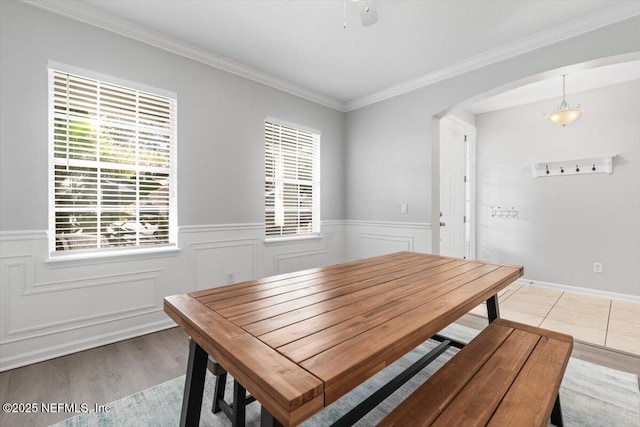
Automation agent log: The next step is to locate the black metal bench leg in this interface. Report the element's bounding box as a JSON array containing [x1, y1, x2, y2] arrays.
[[212, 371, 227, 413], [180, 339, 208, 427], [551, 394, 564, 427], [486, 294, 500, 323], [208, 357, 257, 426]]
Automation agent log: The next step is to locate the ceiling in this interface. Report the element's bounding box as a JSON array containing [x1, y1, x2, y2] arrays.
[[28, 0, 640, 111], [468, 59, 640, 115]]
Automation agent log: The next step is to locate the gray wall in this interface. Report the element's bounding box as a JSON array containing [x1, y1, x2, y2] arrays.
[[344, 17, 640, 227], [0, 0, 638, 371], [345, 92, 433, 222], [344, 16, 639, 297], [0, 0, 345, 231], [476, 80, 640, 296], [0, 0, 347, 371]]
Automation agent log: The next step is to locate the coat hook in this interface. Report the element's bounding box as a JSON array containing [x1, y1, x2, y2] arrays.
[[592, 164, 596, 171], [545, 165, 550, 175], [560, 166, 564, 173], [576, 165, 580, 172]]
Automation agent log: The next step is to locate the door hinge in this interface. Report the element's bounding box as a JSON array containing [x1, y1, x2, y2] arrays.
[[464, 175, 467, 183], [464, 215, 467, 223], [464, 134, 467, 142]]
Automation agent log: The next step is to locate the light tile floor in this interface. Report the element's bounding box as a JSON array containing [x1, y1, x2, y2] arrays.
[[470, 283, 640, 356]]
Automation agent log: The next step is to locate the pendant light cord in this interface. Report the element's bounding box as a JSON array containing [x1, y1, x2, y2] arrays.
[[344, 0, 347, 29]]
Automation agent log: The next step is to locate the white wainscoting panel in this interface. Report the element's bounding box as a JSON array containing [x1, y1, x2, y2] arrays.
[[188, 239, 257, 290], [0, 231, 179, 371], [272, 231, 336, 275], [0, 221, 434, 370], [7, 268, 160, 338], [0, 222, 346, 371], [9, 220, 633, 372], [356, 232, 414, 259], [343, 220, 432, 261]]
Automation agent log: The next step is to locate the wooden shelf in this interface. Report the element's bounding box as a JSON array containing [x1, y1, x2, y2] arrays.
[[531, 153, 617, 178]]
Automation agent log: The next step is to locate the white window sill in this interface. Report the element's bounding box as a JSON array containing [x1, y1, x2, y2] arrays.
[[46, 245, 181, 267], [264, 233, 322, 246]]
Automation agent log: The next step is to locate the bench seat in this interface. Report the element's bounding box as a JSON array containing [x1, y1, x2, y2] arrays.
[[379, 318, 573, 427]]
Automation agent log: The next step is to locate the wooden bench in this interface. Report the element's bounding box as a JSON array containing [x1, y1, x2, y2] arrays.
[[379, 319, 573, 427]]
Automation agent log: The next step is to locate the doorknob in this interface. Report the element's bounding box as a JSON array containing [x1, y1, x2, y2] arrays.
[[440, 222, 446, 227]]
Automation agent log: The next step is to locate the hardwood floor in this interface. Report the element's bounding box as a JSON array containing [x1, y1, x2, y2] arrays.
[[0, 328, 189, 427], [1, 316, 638, 427]]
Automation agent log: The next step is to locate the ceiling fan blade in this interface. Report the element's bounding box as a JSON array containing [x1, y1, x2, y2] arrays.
[[358, 0, 378, 27]]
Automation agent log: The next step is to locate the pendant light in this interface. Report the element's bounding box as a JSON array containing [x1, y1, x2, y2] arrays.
[[547, 75, 583, 126]]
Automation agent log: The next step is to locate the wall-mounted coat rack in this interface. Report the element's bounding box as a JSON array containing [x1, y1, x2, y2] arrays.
[[531, 153, 617, 178], [491, 206, 518, 218]]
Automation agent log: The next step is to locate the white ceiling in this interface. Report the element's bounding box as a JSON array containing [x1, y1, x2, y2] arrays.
[[28, 0, 640, 111]]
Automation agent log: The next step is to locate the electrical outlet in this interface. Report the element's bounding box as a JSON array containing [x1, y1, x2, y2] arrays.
[[401, 203, 408, 214], [593, 263, 603, 273], [226, 272, 235, 283]]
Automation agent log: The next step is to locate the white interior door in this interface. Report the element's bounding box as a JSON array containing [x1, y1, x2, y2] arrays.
[[440, 117, 466, 258]]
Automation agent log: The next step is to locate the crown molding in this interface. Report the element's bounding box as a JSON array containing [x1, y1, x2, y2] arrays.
[[344, 1, 640, 112], [22, 0, 639, 114], [21, 0, 346, 112]]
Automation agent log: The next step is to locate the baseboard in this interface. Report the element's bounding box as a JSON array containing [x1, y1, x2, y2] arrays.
[[517, 278, 640, 304], [0, 318, 176, 372]]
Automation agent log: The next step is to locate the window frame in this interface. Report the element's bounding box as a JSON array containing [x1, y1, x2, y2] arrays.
[[264, 118, 321, 241], [47, 61, 178, 258]]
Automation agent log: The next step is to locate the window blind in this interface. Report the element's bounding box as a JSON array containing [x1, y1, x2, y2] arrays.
[[265, 120, 320, 237], [49, 68, 177, 253]]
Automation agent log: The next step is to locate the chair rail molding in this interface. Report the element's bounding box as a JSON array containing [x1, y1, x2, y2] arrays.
[[0, 230, 48, 241]]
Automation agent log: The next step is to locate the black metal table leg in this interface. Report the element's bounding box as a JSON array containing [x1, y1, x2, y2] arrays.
[[486, 294, 500, 323], [551, 394, 564, 426], [260, 406, 284, 427], [180, 338, 208, 427], [232, 380, 247, 427]]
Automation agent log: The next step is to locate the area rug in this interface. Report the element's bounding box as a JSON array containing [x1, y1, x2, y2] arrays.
[[52, 323, 640, 427]]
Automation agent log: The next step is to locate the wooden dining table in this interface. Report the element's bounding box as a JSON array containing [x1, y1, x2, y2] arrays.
[[164, 251, 523, 427]]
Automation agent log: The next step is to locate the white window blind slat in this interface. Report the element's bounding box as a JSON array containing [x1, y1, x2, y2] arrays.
[[49, 67, 177, 254], [264, 120, 320, 238]]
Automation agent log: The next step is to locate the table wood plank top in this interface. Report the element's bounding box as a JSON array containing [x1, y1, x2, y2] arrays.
[[165, 251, 523, 426]]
